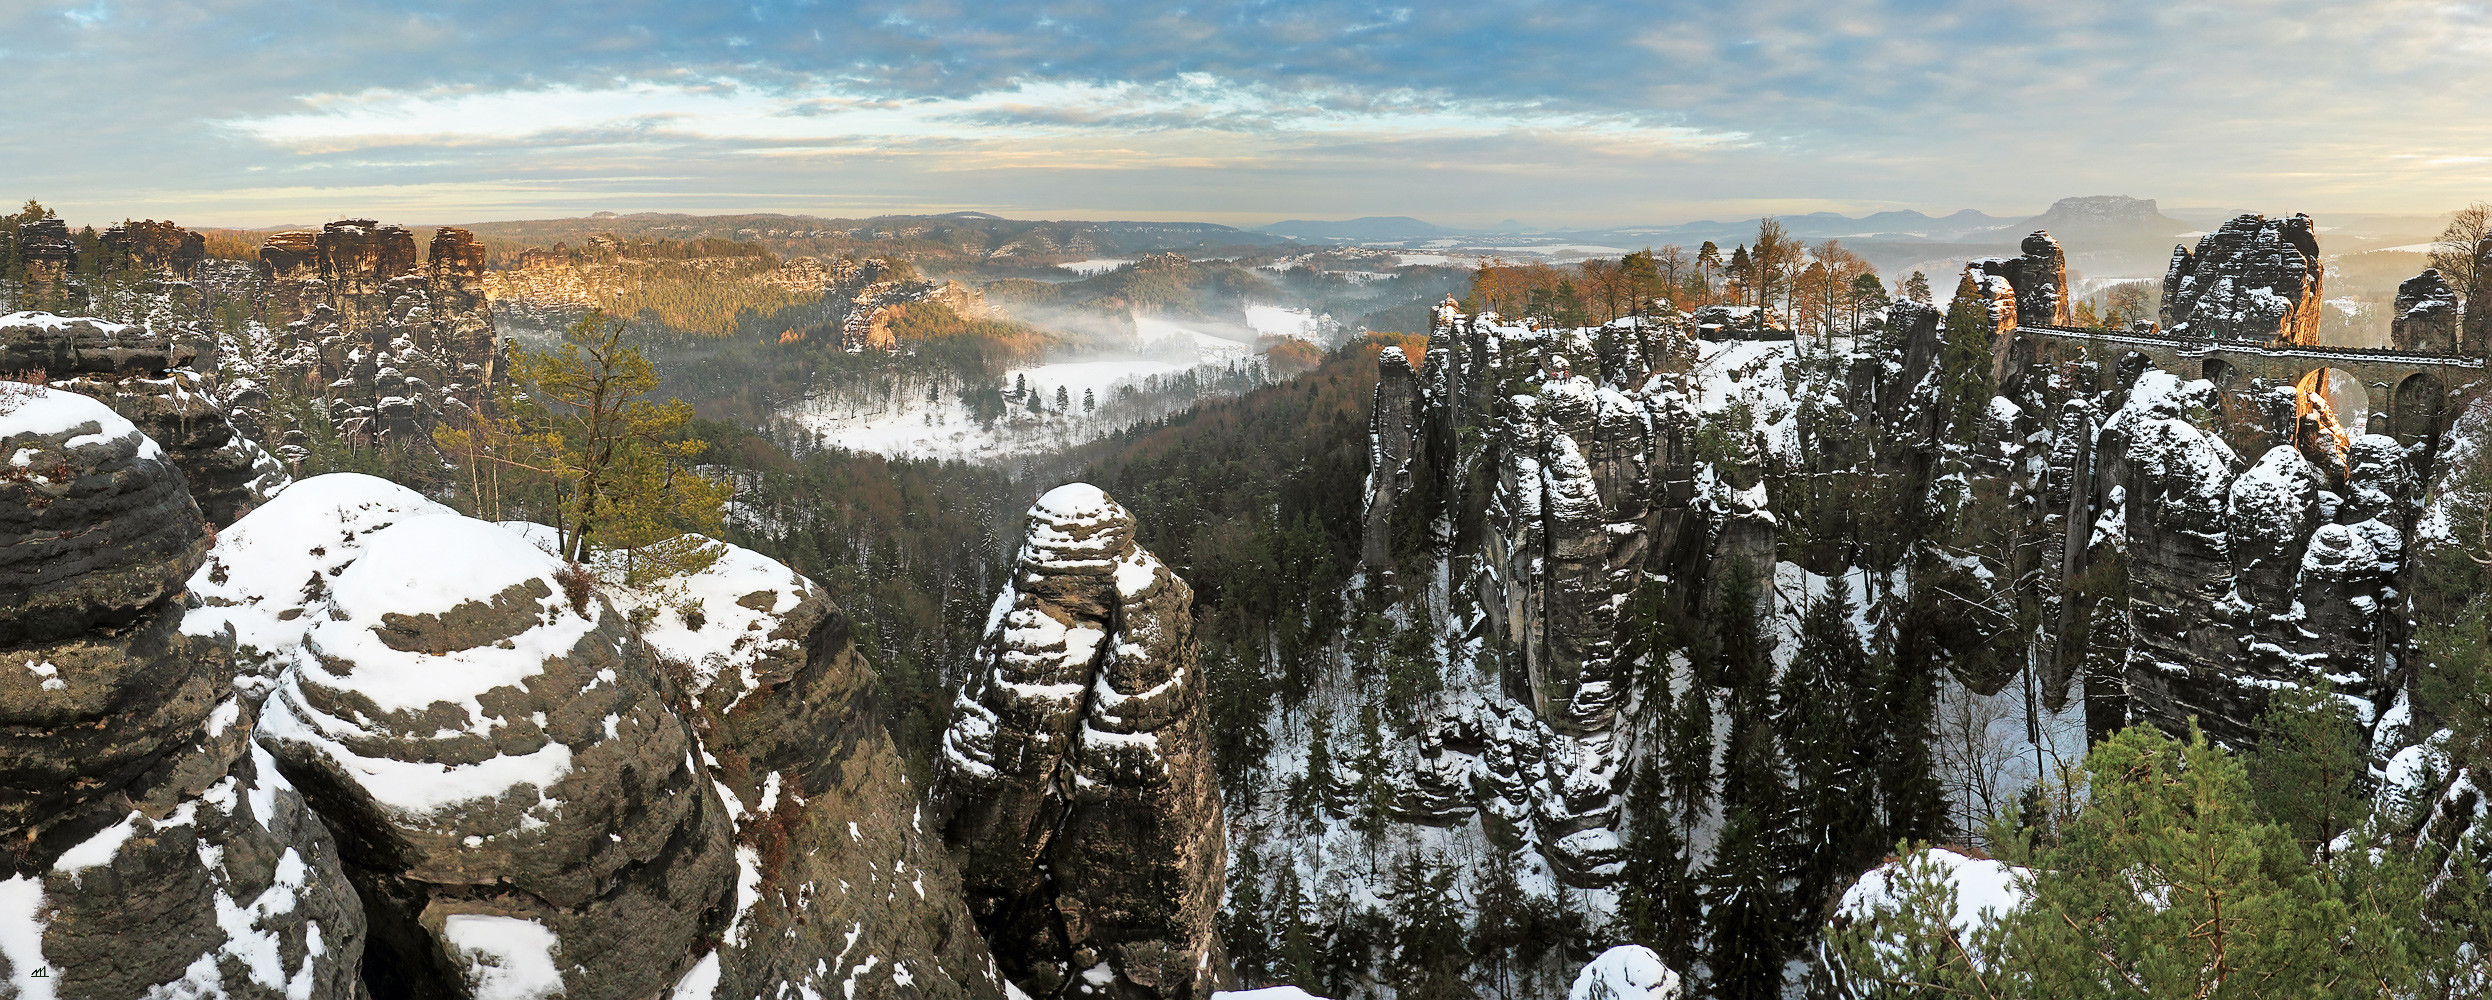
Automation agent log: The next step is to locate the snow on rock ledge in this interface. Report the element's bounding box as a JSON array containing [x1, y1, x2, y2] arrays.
[[219, 481, 735, 1000], [937, 482, 1229, 1000], [0, 385, 201, 649], [1569, 946, 1683, 1000]]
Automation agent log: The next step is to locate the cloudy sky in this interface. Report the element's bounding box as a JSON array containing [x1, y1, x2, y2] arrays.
[[5, 1, 2490, 229]]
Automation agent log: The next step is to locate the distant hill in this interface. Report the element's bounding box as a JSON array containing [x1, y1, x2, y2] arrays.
[[1254, 217, 1467, 242], [2009, 196, 2193, 244]]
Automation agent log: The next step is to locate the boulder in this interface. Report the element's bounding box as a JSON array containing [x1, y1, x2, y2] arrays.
[[216, 494, 734, 1000], [2, 388, 364, 1000]]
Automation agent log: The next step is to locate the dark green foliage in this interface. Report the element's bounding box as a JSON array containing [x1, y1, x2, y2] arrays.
[[2249, 681, 2368, 860], [1779, 579, 1879, 916], [1617, 758, 1702, 973], [1387, 853, 1471, 1000], [1702, 800, 1792, 1000]]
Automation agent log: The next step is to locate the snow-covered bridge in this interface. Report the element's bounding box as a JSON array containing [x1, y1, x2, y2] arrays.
[[2011, 322, 2485, 448]]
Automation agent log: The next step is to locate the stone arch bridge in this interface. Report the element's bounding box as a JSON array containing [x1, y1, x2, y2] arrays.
[[2011, 323, 2486, 453]]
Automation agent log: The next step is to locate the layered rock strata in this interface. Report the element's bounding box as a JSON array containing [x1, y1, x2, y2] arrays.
[[1, 312, 289, 526], [612, 537, 1004, 1000], [194, 476, 735, 1000], [936, 484, 1229, 1000], [2160, 213, 2325, 344], [1, 385, 365, 1000]]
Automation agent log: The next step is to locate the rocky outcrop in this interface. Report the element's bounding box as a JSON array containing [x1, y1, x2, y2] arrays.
[[1361, 346, 1420, 569], [2, 312, 289, 526], [2159, 214, 2325, 344], [196, 476, 735, 1000], [1, 385, 365, 1000], [1968, 232, 2072, 327], [2394, 269, 2462, 353], [250, 221, 502, 448], [13, 220, 81, 311], [99, 220, 207, 280], [935, 484, 1228, 1000], [2467, 234, 2492, 356], [611, 537, 1004, 1000]]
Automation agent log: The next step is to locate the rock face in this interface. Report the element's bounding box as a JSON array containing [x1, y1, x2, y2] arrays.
[[250, 220, 503, 447], [195, 477, 736, 1000], [1361, 346, 1421, 569], [1, 385, 366, 1000], [2159, 213, 2325, 344], [1968, 232, 2073, 327], [2466, 234, 2492, 355], [100, 220, 207, 280], [610, 537, 1004, 1000], [0, 312, 290, 527], [2393, 269, 2462, 353], [935, 484, 1229, 1000]]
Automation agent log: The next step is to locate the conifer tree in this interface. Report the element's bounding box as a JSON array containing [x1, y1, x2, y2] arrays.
[[1779, 579, 1875, 914], [1388, 853, 1471, 1000], [1939, 272, 2001, 450], [2249, 681, 2367, 861], [1703, 795, 1792, 1000], [1470, 849, 1532, 1000], [1666, 644, 1719, 833]]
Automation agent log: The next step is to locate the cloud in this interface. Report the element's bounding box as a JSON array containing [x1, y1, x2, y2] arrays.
[[5, 1, 2492, 226]]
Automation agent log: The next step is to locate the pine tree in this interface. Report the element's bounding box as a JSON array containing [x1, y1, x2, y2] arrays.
[[1665, 657, 1718, 834], [1779, 579, 1875, 915], [1272, 863, 1322, 989], [1388, 852, 1471, 1000], [1901, 270, 1932, 303], [1223, 850, 1274, 984], [1470, 849, 1532, 1000], [1703, 798, 1792, 1000], [1618, 758, 1703, 972], [2248, 680, 2366, 861], [1873, 565, 1950, 846], [1054, 384, 1070, 411], [1939, 272, 2000, 450], [1083, 386, 1096, 413]]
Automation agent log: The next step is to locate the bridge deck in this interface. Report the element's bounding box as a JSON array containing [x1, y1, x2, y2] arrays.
[[2014, 324, 2484, 370]]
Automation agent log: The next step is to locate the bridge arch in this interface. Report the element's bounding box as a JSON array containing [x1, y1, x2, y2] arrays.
[[2295, 367, 2369, 443], [2202, 358, 2239, 387], [2392, 371, 2449, 451]]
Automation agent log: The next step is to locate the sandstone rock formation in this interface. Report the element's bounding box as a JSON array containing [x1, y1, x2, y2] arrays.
[[935, 484, 1228, 1000], [2394, 268, 2462, 353], [609, 537, 1004, 1000], [1, 385, 365, 1000], [2159, 213, 2325, 344], [1, 312, 289, 526], [250, 220, 503, 448], [1360, 346, 1420, 569], [196, 476, 736, 1000], [1968, 232, 2073, 327], [99, 220, 207, 280]]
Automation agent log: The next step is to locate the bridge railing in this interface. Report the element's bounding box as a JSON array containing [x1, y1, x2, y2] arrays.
[[2012, 323, 2484, 368]]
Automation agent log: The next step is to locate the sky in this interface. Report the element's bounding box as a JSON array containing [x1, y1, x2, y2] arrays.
[[5, 1, 2492, 230]]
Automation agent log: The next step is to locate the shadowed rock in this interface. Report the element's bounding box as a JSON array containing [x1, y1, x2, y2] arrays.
[[935, 484, 1228, 1000]]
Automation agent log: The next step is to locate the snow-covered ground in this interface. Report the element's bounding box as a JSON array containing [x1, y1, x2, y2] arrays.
[[1058, 259, 1131, 275], [789, 355, 1268, 463], [1244, 305, 1326, 342]]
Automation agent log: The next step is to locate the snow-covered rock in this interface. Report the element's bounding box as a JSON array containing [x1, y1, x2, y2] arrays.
[[936, 483, 1227, 1000], [1568, 945, 1683, 1000], [210, 482, 736, 1000]]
